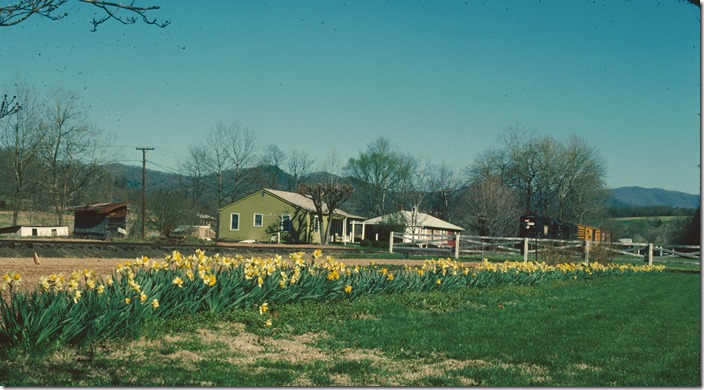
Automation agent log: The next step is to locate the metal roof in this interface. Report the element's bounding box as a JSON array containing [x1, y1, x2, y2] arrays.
[[363, 210, 465, 231], [70, 202, 128, 213], [264, 188, 364, 220]]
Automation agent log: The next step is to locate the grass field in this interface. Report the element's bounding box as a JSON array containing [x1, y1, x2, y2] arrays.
[[0, 271, 698, 386]]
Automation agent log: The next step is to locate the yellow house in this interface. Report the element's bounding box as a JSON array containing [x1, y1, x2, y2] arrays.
[[218, 188, 364, 244]]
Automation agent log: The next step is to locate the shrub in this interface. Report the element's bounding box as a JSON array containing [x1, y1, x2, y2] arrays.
[[360, 239, 372, 247]]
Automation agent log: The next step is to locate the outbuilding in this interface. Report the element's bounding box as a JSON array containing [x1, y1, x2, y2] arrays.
[[71, 202, 128, 239]]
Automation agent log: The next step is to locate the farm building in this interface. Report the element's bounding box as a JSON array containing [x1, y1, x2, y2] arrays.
[[174, 214, 217, 241], [0, 225, 69, 238], [71, 202, 128, 239], [218, 188, 364, 244], [359, 209, 465, 243]]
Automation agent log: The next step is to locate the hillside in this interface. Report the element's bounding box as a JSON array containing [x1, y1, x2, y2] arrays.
[[108, 164, 700, 210], [608, 187, 700, 209]]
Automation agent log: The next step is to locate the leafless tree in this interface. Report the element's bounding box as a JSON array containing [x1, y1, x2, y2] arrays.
[[345, 137, 410, 217], [223, 121, 258, 202], [301, 182, 355, 245], [39, 88, 110, 225], [202, 124, 231, 210], [178, 143, 209, 209], [0, 0, 169, 31], [0, 94, 21, 120], [261, 144, 285, 190], [0, 81, 43, 225], [456, 177, 521, 237], [285, 148, 315, 192], [465, 127, 607, 224]]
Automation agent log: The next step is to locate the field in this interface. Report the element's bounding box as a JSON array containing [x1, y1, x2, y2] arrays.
[[0, 252, 699, 386]]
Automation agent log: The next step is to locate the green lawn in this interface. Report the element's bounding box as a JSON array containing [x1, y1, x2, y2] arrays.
[[0, 271, 698, 386]]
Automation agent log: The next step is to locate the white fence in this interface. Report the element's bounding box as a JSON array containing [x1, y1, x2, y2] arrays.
[[389, 232, 701, 266]]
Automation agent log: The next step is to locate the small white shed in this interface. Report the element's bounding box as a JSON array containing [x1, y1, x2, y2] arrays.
[[0, 226, 69, 238]]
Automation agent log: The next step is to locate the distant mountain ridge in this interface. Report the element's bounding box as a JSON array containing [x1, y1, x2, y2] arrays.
[[608, 186, 700, 209], [107, 164, 700, 210]]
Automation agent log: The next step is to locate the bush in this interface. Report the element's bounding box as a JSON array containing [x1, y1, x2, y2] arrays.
[[372, 240, 386, 249], [360, 239, 372, 247]]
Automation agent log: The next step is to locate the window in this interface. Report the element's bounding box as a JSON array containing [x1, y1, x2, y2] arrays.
[[312, 215, 319, 232], [253, 213, 263, 227], [230, 213, 240, 230], [281, 214, 291, 232]]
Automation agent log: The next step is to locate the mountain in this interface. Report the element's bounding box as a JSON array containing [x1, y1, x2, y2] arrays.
[[608, 186, 700, 209]]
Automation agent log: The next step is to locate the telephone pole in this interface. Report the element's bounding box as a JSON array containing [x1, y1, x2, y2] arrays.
[[136, 147, 154, 238]]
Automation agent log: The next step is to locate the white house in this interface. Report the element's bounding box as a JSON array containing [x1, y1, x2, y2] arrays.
[[359, 209, 464, 244], [0, 225, 69, 238]]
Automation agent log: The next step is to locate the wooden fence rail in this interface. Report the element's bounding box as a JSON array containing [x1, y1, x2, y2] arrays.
[[389, 232, 700, 266]]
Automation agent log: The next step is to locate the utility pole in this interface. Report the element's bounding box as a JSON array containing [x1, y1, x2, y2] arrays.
[[136, 147, 155, 238]]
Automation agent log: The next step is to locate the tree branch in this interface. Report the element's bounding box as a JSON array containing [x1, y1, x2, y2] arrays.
[[0, 0, 168, 30]]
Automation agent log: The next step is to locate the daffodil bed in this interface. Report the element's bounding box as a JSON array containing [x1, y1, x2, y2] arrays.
[[0, 249, 665, 350]]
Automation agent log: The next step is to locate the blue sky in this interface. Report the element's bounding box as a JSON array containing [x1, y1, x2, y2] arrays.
[[2, 0, 700, 194]]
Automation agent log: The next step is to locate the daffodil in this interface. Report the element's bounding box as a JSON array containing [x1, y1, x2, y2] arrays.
[[151, 299, 159, 309], [259, 302, 268, 315], [344, 285, 352, 294], [172, 276, 184, 288], [96, 284, 105, 294], [140, 292, 147, 303], [124, 297, 131, 305]]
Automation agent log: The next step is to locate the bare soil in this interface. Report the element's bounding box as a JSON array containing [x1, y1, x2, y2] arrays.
[[0, 255, 432, 294]]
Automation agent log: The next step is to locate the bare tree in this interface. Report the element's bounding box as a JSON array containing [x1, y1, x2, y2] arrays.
[[223, 121, 258, 202], [456, 177, 521, 237], [285, 148, 315, 192], [345, 137, 409, 217], [203, 123, 231, 210], [0, 0, 169, 31], [39, 88, 110, 225], [0, 94, 21, 120], [178, 143, 209, 209], [261, 144, 285, 189], [465, 127, 607, 223], [301, 182, 355, 245], [0, 81, 43, 225]]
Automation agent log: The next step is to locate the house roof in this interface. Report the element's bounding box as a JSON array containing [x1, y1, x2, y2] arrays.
[[70, 202, 128, 213], [364, 210, 465, 231], [263, 188, 364, 220]]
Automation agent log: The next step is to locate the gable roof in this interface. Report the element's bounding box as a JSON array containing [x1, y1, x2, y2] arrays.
[[364, 210, 464, 231], [236, 188, 364, 220], [70, 202, 128, 213]]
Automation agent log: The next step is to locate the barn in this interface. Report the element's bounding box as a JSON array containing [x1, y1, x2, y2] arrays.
[[71, 202, 129, 239]]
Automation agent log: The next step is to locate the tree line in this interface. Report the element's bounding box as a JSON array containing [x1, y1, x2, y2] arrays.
[[0, 82, 696, 245]]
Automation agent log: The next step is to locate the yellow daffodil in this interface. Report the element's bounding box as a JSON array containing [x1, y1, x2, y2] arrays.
[[265, 319, 272, 327], [96, 284, 105, 294], [151, 299, 159, 309], [344, 285, 352, 294], [124, 297, 131, 305], [73, 289, 81, 303], [140, 292, 147, 303], [259, 302, 268, 315], [387, 273, 394, 281], [313, 249, 323, 259], [436, 279, 442, 285], [173, 276, 184, 288]]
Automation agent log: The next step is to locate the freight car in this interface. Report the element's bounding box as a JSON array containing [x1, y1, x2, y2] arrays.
[[519, 215, 606, 242]]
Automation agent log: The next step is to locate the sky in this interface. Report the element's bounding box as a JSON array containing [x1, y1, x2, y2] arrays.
[[1, 0, 701, 194]]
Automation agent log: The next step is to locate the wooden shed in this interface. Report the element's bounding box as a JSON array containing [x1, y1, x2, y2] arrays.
[[71, 202, 128, 239]]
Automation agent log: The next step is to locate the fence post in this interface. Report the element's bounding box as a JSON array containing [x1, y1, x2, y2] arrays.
[[454, 233, 460, 259], [523, 238, 529, 262], [584, 240, 590, 265], [648, 242, 653, 266], [389, 232, 394, 254]]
